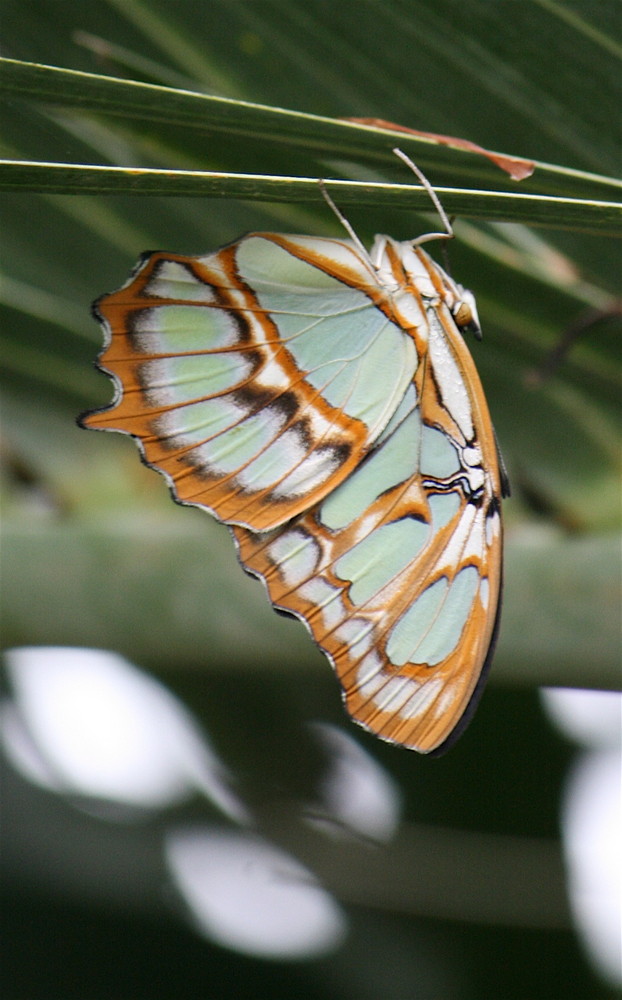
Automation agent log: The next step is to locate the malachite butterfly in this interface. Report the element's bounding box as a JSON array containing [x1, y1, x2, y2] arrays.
[[81, 157, 508, 754]]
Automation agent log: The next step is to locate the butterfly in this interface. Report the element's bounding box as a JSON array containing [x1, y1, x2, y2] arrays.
[[81, 152, 508, 754]]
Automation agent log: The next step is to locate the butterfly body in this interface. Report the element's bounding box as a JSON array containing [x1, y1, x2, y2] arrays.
[[84, 230, 505, 753]]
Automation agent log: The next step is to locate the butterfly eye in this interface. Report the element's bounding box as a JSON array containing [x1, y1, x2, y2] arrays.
[[453, 301, 474, 327], [453, 290, 482, 340]]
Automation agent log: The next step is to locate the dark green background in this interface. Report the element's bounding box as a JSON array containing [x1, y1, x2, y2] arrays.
[[1, 2, 620, 998]]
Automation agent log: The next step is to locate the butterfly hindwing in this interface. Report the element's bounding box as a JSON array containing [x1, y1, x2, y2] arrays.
[[233, 275, 503, 753], [83, 234, 419, 531]]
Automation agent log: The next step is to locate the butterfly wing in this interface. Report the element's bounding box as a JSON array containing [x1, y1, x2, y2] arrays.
[[233, 287, 504, 753], [82, 234, 419, 531]]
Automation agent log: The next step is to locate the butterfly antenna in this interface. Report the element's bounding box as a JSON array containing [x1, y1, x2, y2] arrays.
[[392, 147, 455, 248], [318, 179, 372, 262]]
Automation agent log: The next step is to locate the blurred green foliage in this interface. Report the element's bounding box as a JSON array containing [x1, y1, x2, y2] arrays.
[[1, 2, 620, 999]]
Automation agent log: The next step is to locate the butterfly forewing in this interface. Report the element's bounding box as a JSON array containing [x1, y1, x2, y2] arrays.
[[84, 234, 418, 531], [84, 229, 504, 752]]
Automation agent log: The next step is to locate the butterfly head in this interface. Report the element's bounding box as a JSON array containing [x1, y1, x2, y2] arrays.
[[452, 287, 482, 340]]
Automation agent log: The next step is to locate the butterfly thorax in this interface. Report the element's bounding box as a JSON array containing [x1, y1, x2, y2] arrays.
[[370, 235, 481, 338]]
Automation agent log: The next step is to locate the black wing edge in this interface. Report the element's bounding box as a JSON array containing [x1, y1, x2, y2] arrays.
[[427, 569, 504, 758], [77, 252, 164, 431], [495, 428, 511, 499]]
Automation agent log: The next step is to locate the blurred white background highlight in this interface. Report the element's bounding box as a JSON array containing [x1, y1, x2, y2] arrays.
[[541, 687, 621, 987], [165, 827, 347, 959], [307, 722, 401, 842], [1, 646, 247, 822]]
